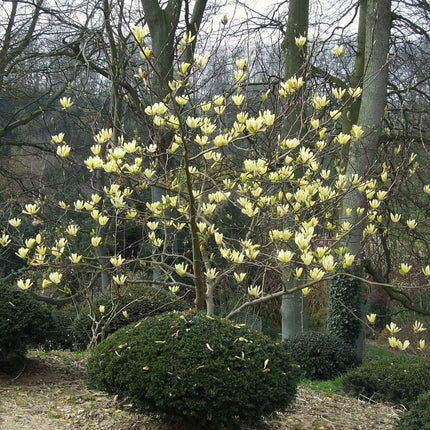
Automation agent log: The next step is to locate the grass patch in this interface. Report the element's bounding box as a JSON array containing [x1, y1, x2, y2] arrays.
[[363, 341, 406, 361], [300, 376, 343, 396]]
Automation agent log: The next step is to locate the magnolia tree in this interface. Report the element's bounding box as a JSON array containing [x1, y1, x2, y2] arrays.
[[1, 27, 428, 350]]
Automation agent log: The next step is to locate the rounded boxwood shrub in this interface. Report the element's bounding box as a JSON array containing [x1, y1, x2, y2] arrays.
[[283, 331, 358, 380], [72, 284, 188, 348], [86, 311, 299, 429], [0, 283, 54, 364], [395, 390, 430, 430], [341, 356, 430, 406]]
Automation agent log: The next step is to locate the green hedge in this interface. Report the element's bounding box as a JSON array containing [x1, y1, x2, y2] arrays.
[[86, 311, 299, 429], [341, 356, 430, 406], [0, 283, 54, 364], [395, 390, 430, 430], [284, 331, 358, 380]]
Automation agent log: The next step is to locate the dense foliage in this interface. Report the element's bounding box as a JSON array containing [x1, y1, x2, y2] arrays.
[[283, 331, 358, 380], [72, 284, 188, 348], [341, 356, 430, 406], [0, 283, 54, 363], [86, 311, 299, 429], [395, 390, 430, 430], [328, 269, 364, 348]]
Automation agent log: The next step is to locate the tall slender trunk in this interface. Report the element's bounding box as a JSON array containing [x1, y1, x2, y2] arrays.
[[331, 0, 392, 361], [280, 0, 309, 339]]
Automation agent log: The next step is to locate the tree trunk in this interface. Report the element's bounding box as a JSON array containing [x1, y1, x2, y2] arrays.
[[335, 0, 392, 362], [280, 0, 309, 340]]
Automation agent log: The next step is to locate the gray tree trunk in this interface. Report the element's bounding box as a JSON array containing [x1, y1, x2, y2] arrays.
[[341, 0, 392, 361], [280, 0, 309, 340]]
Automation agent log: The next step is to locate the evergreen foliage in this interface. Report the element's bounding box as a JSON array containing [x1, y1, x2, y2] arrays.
[[394, 390, 430, 430], [341, 356, 430, 406], [283, 331, 358, 380], [86, 311, 299, 429], [0, 283, 54, 364], [328, 268, 364, 349]]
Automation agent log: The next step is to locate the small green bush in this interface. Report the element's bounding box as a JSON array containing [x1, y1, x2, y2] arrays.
[[72, 284, 188, 348], [341, 356, 430, 405], [283, 331, 358, 380], [86, 311, 299, 429], [395, 390, 430, 430], [0, 283, 54, 363], [43, 305, 78, 350]]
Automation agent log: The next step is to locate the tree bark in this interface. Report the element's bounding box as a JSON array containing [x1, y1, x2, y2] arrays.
[[340, 0, 392, 361], [280, 0, 309, 339]]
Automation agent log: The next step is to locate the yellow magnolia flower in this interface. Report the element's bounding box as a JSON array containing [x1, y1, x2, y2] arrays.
[[294, 267, 303, 279], [131, 24, 149, 43], [25, 238, 36, 249], [390, 213, 401, 223], [399, 263, 412, 275], [406, 219, 417, 229], [60, 97, 73, 109], [248, 285, 263, 298], [386, 322, 401, 334], [113, 274, 127, 285], [175, 262, 188, 277], [418, 339, 425, 351], [56, 144, 71, 158], [51, 133, 65, 144], [16, 247, 29, 259], [110, 255, 125, 268], [66, 224, 79, 236], [99, 305, 105, 314], [169, 285, 180, 294], [348, 87, 362, 98], [309, 268, 325, 282], [91, 236, 102, 247], [234, 272, 246, 283], [232, 93, 245, 106], [350, 124, 363, 140], [366, 313, 377, 324], [0, 234, 11, 247], [49, 272, 63, 284], [205, 268, 219, 280], [295, 35, 306, 47], [235, 58, 247, 69], [332, 87, 346, 99], [413, 321, 427, 333], [332, 44, 344, 57], [277, 249, 294, 264], [422, 265, 430, 277], [22, 203, 40, 216], [397, 340, 410, 351], [69, 253, 82, 264], [9, 217, 22, 227], [98, 215, 109, 226], [388, 336, 398, 348], [17, 279, 33, 290], [122, 310, 129, 319], [42, 279, 51, 289], [301, 287, 311, 297]]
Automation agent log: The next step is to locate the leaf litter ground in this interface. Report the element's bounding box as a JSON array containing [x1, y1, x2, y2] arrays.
[[0, 351, 402, 430]]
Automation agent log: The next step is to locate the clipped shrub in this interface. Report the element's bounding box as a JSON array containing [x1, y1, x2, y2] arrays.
[[283, 331, 358, 380], [341, 356, 430, 405], [43, 305, 78, 350], [395, 390, 430, 430], [86, 311, 299, 429], [0, 283, 54, 363], [72, 284, 188, 348]]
